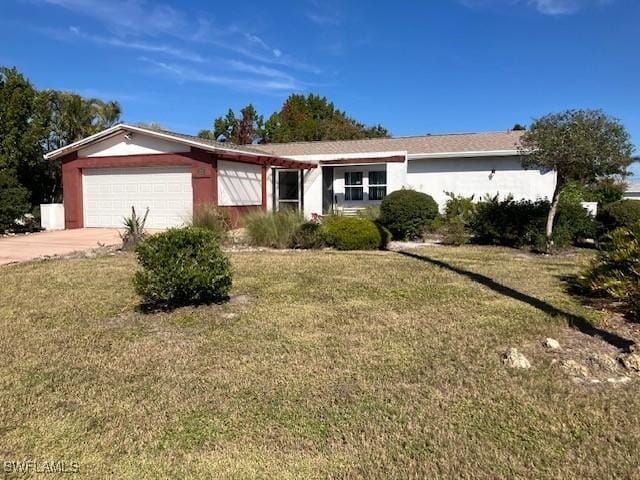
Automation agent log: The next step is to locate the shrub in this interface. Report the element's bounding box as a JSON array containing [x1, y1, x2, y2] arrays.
[[0, 172, 30, 233], [244, 210, 304, 248], [470, 196, 547, 248], [598, 199, 640, 232], [322, 216, 384, 250], [290, 221, 325, 249], [375, 222, 392, 249], [133, 227, 232, 309], [553, 201, 598, 245], [441, 217, 471, 246], [444, 192, 476, 224], [579, 225, 640, 320], [192, 204, 231, 241], [434, 193, 477, 246], [121, 206, 149, 251], [379, 189, 439, 240], [583, 179, 626, 206], [470, 195, 596, 249], [356, 206, 381, 221]]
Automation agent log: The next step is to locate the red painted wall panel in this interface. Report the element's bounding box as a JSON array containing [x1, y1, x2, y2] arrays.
[[60, 149, 219, 229]]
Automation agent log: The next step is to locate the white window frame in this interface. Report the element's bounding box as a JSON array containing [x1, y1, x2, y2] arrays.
[[276, 169, 301, 211], [344, 171, 364, 201], [368, 170, 387, 201]]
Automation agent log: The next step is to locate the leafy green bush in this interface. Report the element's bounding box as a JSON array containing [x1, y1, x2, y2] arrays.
[[433, 193, 478, 246], [379, 189, 439, 240], [0, 172, 30, 233], [553, 201, 598, 245], [192, 204, 231, 241], [440, 217, 471, 246], [470, 196, 546, 247], [598, 199, 640, 232], [583, 179, 626, 206], [244, 210, 304, 248], [579, 225, 640, 320], [470, 195, 596, 249], [290, 221, 325, 249], [133, 227, 232, 309], [322, 216, 384, 250], [444, 192, 476, 224]]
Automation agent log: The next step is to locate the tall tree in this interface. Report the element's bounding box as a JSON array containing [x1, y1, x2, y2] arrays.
[[200, 104, 264, 144], [264, 94, 389, 143], [94, 100, 122, 128], [200, 94, 389, 144], [0, 66, 122, 214], [520, 109, 634, 252]]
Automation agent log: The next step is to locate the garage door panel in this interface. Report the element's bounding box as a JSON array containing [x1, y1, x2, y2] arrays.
[[83, 167, 193, 228]]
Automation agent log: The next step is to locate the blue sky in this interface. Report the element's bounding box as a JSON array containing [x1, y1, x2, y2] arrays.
[[1, 0, 638, 173]]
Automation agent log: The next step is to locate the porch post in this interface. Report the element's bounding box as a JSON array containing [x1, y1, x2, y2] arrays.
[[300, 169, 304, 213], [261, 164, 268, 211]]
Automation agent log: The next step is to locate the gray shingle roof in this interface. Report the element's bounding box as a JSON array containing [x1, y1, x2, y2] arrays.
[[150, 128, 271, 155], [252, 130, 524, 157]]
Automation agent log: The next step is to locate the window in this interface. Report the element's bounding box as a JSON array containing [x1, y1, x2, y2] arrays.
[[344, 172, 363, 201], [368, 171, 387, 201]]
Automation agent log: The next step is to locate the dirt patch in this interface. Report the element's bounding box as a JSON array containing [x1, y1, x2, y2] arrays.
[[533, 314, 640, 385]]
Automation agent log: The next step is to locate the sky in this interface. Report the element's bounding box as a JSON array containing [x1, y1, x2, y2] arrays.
[[1, 0, 639, 174]]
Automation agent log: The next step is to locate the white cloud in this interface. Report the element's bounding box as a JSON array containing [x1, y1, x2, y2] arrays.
[[42, 0, 187, 35], [34, 0, 321, 93], [64, 27, 205, 63], [460, 0, 614, 15], [140, 57, 305, 93], [37, 0, 320, 75], [529, 0, 579, 14], [305, 0, 342, 26]]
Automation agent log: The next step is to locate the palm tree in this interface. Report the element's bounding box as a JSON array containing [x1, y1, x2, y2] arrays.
[[58, 93, 94, 142], [93, 100, 122, 129]]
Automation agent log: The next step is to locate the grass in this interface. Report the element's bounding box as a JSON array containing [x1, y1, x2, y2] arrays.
[[1, 246, 639, 478], [243, 210, 304, 248]]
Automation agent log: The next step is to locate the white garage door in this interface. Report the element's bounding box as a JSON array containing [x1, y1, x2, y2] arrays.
[[83, 167, 193, 228]]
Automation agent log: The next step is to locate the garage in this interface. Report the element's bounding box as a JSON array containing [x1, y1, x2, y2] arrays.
[[82, 166, 192, 228]]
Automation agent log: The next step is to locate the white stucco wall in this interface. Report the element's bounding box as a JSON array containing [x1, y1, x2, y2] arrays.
[[387, 160, 407, 193], [406, 155, 556, 209], [218, 160, 262, 206], [78, 132, 190, 157], [303, 167, 323, 217]]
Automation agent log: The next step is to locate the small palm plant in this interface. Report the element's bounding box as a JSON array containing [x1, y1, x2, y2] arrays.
[[121, 206, 149, 251]]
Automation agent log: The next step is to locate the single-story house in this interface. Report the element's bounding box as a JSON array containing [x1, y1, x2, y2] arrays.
[[44, 124, 557, 229]]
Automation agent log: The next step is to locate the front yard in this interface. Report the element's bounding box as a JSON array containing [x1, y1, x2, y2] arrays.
[[1, 246, 639, 478]]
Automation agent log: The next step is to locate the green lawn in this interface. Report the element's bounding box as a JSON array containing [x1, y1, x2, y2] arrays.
[[1, 246, 639, 478]]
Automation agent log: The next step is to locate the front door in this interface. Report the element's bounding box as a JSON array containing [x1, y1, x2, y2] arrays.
[[277, 170, 301, 211]]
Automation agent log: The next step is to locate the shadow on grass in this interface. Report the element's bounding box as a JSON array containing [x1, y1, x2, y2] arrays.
[[398, 250, 635, 352], [137, 296, 231, 314]]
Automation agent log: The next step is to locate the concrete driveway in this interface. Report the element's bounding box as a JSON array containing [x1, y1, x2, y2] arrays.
[[0, 229, 122, 265]]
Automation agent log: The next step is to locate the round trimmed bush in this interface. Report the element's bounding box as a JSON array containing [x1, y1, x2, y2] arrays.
[[379, 189, 439, 240], [322, 216, 384, 250], [133, 227, 232, 309], [290, 221, 325, 249], [598, 199, 640, 232]]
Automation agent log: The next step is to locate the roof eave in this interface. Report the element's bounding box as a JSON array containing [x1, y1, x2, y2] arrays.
[[43, 124, 315, 168], [407, 149, 522, 160]]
